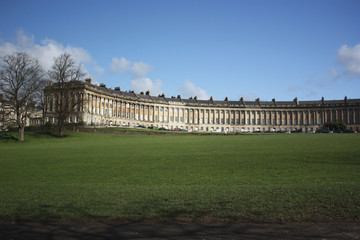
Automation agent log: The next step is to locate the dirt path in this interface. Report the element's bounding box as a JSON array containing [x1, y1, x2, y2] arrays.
[[1, 221, 359, 240]]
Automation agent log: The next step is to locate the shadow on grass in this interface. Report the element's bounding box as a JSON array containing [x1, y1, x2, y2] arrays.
[[30, 130, 58, 138], [0, 130, 60, 142], [0, 132, 18, 142]]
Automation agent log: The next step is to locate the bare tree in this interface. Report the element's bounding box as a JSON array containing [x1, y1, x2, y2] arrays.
[[0, 52, 43, 141], [34, 79, 51, 132], [48, 53, 85, 137]]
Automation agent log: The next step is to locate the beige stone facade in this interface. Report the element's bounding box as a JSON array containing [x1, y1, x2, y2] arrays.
[[44, 79, 360, 133]]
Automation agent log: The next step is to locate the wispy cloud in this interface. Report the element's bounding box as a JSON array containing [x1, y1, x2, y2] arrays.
[[110, 57, 131, 73], [237, 93, 257, 101], [178, 80, 210, 100], [130, 77, 162, 95], [287, 43, 360, 99], [131, 62, 152, 78], [337, 43, 360, 76]]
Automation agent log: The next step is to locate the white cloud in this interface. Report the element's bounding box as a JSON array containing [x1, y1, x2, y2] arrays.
[[16, 29, 34, 47], [130, 77, 162, 95], [0, 30, 100, 75], [338, 43, 360, 76], [179, 80, 210, 100], [331, 67, 338, 79], [94, 65, 105, 74], [111, 57, 153, 78], [111, 57, 161, 95], [110, 57, 131, 73], [131, 62, 152, 78], [237, 93, 257, 101]]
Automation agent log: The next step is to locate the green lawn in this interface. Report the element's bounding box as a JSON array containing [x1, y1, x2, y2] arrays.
[[0, 131, 359, 222]]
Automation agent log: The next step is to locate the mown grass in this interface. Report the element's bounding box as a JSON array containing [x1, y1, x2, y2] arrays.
[[0, 131, 359, 222]]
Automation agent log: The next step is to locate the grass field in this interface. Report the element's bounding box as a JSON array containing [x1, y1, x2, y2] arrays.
[[0, 131, 359, 222]]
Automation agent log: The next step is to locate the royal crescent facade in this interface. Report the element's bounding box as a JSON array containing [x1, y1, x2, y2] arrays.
[[44, 78, 360, 133]]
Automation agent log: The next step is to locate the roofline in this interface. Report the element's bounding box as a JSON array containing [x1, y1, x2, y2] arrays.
[[44, 80, 360, 108]]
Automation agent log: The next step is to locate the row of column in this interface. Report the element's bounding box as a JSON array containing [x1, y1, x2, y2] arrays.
[[79, 93, 360, 126]]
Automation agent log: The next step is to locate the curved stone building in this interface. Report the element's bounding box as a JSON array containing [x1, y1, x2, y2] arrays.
[[44, 78, 360, 133]]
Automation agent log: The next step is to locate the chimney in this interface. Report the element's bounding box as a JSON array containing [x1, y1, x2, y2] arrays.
[[85, 77, 92, 84], [100, 83, 106, 88], [114, 87, 121, 91], [293, 97, 298, 105], [146, 90, 150, 95]]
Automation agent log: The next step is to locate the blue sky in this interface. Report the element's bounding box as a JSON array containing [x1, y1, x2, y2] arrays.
[[1, 0, 359, 101]]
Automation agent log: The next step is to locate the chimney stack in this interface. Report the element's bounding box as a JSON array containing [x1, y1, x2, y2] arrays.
[[85, 77, 92, 84]]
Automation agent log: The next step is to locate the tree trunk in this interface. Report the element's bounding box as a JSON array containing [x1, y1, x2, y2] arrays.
[[59, 127, 64, 137], [58, 122, 64, 137], [18, 126, 25, 142]]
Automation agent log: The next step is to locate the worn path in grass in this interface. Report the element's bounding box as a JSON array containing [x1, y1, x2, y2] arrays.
[[1, 220, 360, 240]]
